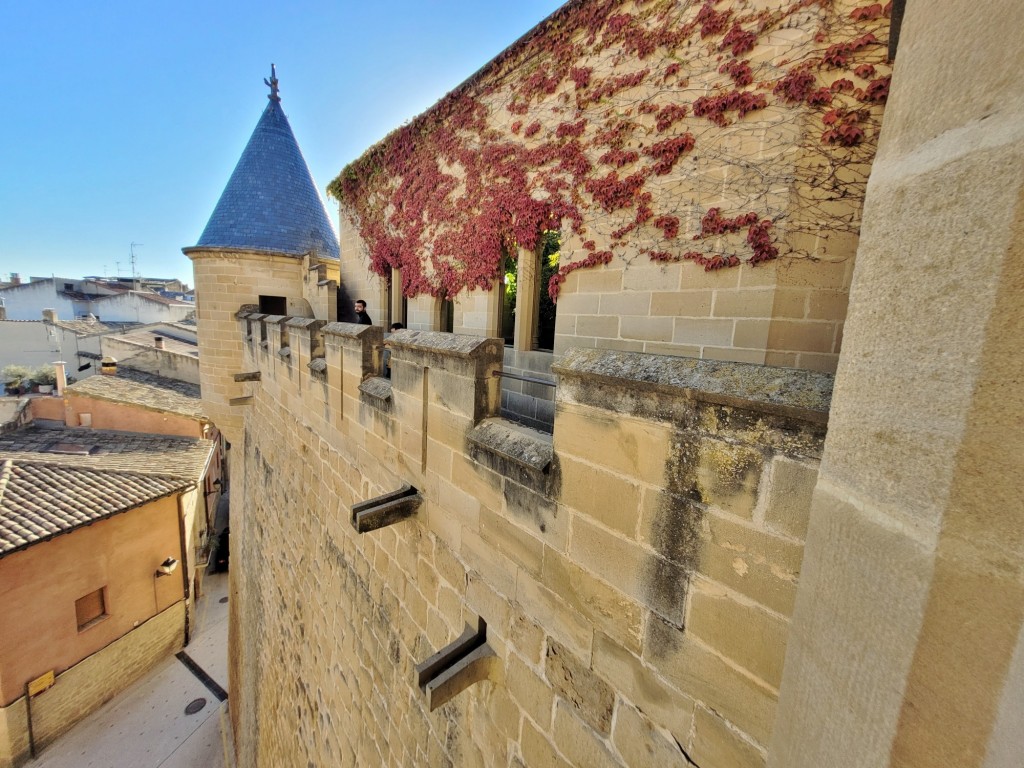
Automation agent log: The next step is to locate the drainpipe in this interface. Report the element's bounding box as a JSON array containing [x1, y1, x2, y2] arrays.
[[176, 488, 194, 646]]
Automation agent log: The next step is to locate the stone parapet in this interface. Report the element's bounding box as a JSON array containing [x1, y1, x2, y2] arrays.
[[224, 309, 830, 766]]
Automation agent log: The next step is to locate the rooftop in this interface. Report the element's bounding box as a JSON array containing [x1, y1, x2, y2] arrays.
[[67, 368, 205, 420], [0, 425, 214, 485], [0, 459, 189, 557]]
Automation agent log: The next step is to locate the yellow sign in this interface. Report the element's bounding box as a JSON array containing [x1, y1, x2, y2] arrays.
[[27, 671, 54, 697]]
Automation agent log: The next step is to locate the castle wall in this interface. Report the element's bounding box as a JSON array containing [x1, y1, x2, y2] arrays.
[[227, 312, 830, 766], [335, 0, 892, 374], [769, 2, 1024, 766]]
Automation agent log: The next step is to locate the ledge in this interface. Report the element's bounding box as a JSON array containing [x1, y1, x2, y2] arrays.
[[386, 330, 501, 359], [553, 348, 832, 424], [235, 305, 260, 319], [359, 376, 393, 407], [468, 418, 552, 473], [323, 322, 381, 339], [308, 358, 327, 374], [285, 317, 325, 330], [261, 314, 290, 325]]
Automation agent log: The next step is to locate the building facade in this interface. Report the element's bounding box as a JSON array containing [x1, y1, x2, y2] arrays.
[[187, 1, 1024, 767]]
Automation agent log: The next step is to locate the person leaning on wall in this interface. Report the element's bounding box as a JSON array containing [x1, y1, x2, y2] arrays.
[[354, 299, 372, 325]]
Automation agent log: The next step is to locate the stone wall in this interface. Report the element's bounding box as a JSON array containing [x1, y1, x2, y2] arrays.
[[0, 602, 185, 768], [227, 311, 830, 766], [99, 336, 201, 384], [335, 0, 892, 374]]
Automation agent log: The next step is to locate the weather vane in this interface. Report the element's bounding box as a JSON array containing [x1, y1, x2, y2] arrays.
[[265, 64, 280, 103]]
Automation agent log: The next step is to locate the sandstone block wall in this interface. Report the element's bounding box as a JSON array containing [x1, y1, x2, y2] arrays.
[[335, 0, 892, 374], [185, 250, 335, 443], [0, 602, 185, 768], [228, 312, 831, 766]]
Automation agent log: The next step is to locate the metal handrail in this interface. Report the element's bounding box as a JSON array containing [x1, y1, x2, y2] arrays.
[[491, 370, 556, 388]]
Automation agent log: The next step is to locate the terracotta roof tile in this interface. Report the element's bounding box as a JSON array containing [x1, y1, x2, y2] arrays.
[[0, 426, 213, 484], [67, 369, 205, 420], [0, 459, 189, 556]]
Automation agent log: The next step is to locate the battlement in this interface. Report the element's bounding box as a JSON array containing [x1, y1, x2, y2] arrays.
[[229, 309, 831, 764]]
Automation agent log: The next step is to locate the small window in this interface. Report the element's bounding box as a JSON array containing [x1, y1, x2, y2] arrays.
[[258, 295, 287, 315], [537, 231, 560, 351], [500, 249, 516, 347], [440, 299, 454, 333], [64, 283, 75, 292], [75, 588, 108, 631]]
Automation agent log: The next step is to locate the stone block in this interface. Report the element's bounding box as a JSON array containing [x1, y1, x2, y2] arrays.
[[689, 705, 766, 768], [574, 314, 620, 338], [681, 263, 742, 290], [686, 586, 789, 689], [515, 573, 594, 662], [650, 290, 713, 317], [542, 547, 644, 652], [694, 512, 803, 616], [644, 616, 776, 745], [713, 289, 776, 319], [591, 632, 696, 746], [507, 652, 555, 728], [620, 316, 675, 342], [672, 318, 736, 346], [466, 573, 512, 637], [688, 437, 764, 519], [509, 612, 546, 665], [762, 456, 819, 540], [551, 700, 619, 768], [733, 319, 770, 350], [806, 289, 848, 321], [612, 700, 694, 768], [553, 404, 670, 486], [558, 455, 642, 537], [569, 515, 688, 626], [521, 718, 570, 768], [545, 639, 615, 735], [766, 320, 836, 354], [461, 529, 518, 599], [480, 507, 544, 576], [599, 291, 650, 316]]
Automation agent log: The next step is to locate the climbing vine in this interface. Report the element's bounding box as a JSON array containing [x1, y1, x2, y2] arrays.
[[329, 0, 892, 302]]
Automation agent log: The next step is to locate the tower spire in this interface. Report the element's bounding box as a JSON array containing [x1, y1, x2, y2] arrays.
[[264, 64, 280, 103]]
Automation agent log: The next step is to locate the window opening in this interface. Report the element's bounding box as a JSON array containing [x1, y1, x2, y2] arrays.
[[440, 299, 454, 333], [258, 295, 286, 315], [536, 231, 560, 351], [500, 248, 517, 347], [75, 588, 107, 631]]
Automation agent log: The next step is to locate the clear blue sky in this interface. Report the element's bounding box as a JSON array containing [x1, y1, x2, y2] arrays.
[[1, 0, 565, 287]]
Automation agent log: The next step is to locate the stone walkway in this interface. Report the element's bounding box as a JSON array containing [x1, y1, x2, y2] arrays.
[[27, 572, 231, 768]]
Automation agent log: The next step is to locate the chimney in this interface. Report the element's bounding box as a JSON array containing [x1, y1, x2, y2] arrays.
[[154, 336, 165, 350], [10, 273, 20, 286], [53, 361, 67, 396], [42, 308, 58, 323], [100, 356, 118, 376]]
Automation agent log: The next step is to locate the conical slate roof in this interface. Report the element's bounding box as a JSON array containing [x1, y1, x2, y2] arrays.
[[195, 90, 340, 260]]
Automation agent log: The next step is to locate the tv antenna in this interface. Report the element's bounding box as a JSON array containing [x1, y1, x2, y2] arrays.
[[130, 242, 143, 291]]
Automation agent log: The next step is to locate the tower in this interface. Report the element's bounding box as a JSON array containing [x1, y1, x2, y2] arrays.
[[183, 65, 340, 443]]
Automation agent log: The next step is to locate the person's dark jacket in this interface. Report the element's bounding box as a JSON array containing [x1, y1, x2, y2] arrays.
[[355, 310, 372, 325]]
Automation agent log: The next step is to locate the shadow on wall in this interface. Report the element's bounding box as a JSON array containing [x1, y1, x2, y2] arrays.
[[335, 283, 358, 324]]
